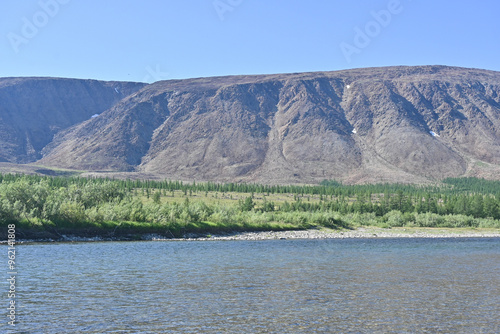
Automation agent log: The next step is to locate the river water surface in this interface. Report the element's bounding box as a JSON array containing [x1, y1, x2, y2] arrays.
[[8, 238, 500, 333]]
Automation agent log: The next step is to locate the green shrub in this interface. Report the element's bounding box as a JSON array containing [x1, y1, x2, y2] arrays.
[[385, 210, 405, 227], [57, 201, 86, 225], [415, 212, 445, 227], [442, 214, 476, 228]]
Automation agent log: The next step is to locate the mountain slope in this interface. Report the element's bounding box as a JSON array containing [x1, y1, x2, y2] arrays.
[[0, 77, 146, 163], [37, 66, 500, 184]]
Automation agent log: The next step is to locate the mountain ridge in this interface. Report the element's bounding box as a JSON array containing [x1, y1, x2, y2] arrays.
[[0, 77, 146, 163], [1, 65, 500, 184]]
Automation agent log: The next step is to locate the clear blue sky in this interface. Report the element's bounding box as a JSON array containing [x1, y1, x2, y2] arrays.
[[1, 0, 499, 83]]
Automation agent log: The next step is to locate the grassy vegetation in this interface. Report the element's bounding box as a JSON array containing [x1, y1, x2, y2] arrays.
[[0, 174, 499, 240]]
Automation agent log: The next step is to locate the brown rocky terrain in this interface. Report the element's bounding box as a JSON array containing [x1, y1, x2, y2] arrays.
[[2, 66, 500, 184], [0, 77, 145, 163]]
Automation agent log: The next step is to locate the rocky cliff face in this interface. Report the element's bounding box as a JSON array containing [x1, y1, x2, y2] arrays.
[[4, 66, 500, 184], [0, 77, 145, 163]]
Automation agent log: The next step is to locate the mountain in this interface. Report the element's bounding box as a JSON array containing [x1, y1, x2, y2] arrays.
[[3, 66, 500, 184], [0, 77, 146, 163]]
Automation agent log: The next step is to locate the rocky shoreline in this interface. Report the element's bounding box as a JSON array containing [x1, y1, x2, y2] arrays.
[[7, 228, 500, 244], [164, 228, 500, 241]]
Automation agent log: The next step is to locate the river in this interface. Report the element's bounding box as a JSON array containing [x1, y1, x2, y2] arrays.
[[8, 238, 500, 333]]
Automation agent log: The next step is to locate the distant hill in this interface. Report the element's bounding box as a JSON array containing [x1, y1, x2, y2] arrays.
[[2, 66, 500, 184]]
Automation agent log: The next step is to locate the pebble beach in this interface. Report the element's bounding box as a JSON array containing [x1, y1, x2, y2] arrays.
[[154, 227, 500, 241], [11, 227, 500, 243]]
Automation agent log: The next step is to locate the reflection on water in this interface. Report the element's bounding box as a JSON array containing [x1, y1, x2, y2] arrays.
[[11, 238, 500, 333]]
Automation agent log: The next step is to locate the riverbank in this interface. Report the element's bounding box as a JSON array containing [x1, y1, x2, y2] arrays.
[[8, 227, 500, 243], [165, 227, 500, 241]]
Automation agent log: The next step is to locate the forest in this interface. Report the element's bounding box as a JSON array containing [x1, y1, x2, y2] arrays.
[[0, 173, 499, 239]]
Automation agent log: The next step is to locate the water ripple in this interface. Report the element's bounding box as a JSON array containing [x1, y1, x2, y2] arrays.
[[10, 238, 500, 333]]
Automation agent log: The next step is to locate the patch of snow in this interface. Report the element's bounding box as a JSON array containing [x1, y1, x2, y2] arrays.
[[114, 87, 120, 94], [352, 129, 357, 134], [429, 131, 440, 137], [91, 114, 100, 118], [346, 85, 351, 89]]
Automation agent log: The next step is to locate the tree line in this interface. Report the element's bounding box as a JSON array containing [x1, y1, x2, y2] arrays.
[[0, 174, 499, 238]]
